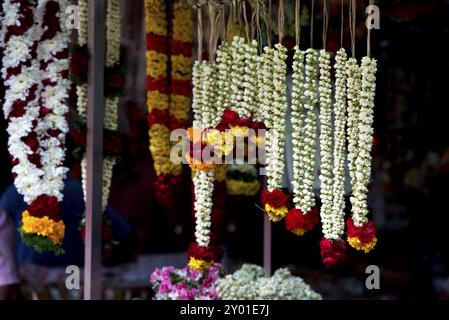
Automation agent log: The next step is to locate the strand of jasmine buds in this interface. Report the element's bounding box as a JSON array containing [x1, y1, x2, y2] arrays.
[[291, 46, 306, 207], [216, 43, 231, 119], [193, 169, 215, 247], [346, 57, 361, 214], [243, 40, 258, 117], [201, 61, 218, 128], [76, 0, 88, 122], [267, 43, 288, 190], [318, 49, 333, 234], [192, 61, 203, 127], [351, 57, 377, 226], [253, 53, 264, 123], [298, 49, 318, 213], [230, 36, 249, 118], [329, 48, 348, 240]]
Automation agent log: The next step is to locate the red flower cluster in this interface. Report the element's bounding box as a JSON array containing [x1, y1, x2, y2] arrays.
[[70, 46, 89, 83], [215, 109, 266, 133], [285, 207, 319, 236], [261, 189, 289, 208], [319, 238, 347, 268], [171, 39, 193, 56], [28, 195, 61, 221], [188, 242, 224, 263], [147, 109, 169, 126], [154, 174, 183, 208], [40, 1, 61, 41], [146, 33, 169, 53], [346, 218, 377, 244]]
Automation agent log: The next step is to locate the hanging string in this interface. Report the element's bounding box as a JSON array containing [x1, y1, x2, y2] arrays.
[[278, 0, 285, 43], [349, 0, 356, 57], [227, 0, 235, 40], [322, 0, 328, 49], [209, 4, 217, 60], [367, 0, 373, 57], [310, 0, 315, 48], [242, 1, 250, 41], [295, 0, 301, 45], [196, 2, 203, 62], [251, 0, 264, 52], [220, 2, 226, 43], [265, 0, 272, 47], [340, 0, 344, 48]]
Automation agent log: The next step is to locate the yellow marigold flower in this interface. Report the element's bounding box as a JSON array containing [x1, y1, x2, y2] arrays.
[[169, 94, 190, 120], [171, 55, 193, 80], [227, 179, 261, 196], [264, 204, 288, 222], [21, 211, 65, 245], [146, 51, 168, 79], [147, 90, 169, 111], [171, 163, 183, 176], [348, 236, 377, 253], [145, 0, 166, 17], [188, 257, 213, 271], [145, 17, 167, 36]]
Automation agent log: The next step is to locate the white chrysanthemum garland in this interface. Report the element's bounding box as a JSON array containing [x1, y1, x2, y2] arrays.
[[260, 44, 290, 223], [345, 56, 378, 253], [1, 0, 70, 253]]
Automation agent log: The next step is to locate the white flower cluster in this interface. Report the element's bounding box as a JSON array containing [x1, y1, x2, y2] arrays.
[[327, 49, 348, 240], [291, 47, 305, 208], [265, 44, 288, 192], [1, 0, 70, 204], [242, 40, 259, 117], [259, 47, 275, 128], [346, 58, 361, 206], [229, 36, 250, 119], [295, 49, 319, 213], [318, 49, 334, 232], [78, 0, 88, 46], [349, 57, 377, 226], [106, 0, 120, 67], [216, 264, 322, 300], [200, 61, 218, 128], [215, 42, 231, 119], [193, 169, 215, 247], [37, 0, 71, 201], [1, 1, 42, 203], [191, 61, 203, 128]]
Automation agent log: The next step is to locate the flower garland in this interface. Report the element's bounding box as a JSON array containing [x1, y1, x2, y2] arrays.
[[72, 0, 124, 246], [346, 56, 378, 253], [286, 46, 320, 236], [286, 48, 319, 232], [1, 0, 70, 253], [260, 44, 289, 222], [319, 49, 348, 268]]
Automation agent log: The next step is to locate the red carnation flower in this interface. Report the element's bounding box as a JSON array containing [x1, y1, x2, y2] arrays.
[[346, 218, 377, 244], [28, 152, 42, 169], [8, 99, 27, 119], [28, 195, 61, 221], [220, 109, 238, 125], [188, 242, 224, 262], [261, 189, 289, 208], [234, 117, 251, 128], [22, 132, 40, 152], [319, 238, 347, 268], [285, 207, 319, 235]]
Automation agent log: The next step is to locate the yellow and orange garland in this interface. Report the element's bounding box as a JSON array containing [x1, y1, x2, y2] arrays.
[[145, 0, 194, 206]]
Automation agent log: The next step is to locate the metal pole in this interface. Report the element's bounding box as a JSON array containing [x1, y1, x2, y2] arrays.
[[84, 0, 105, 300], [263, 215, 272, 275]]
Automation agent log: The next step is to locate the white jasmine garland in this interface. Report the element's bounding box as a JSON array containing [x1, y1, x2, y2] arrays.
[[291, 46, 305, 207], [318, 49, 333, 234], [193, 169, 215, 247], [242, 39, 258, 117], [215, 42, 231, 119], [192, 61, 203, 127], [328, 48, 348, 240], [350, 57, 377, 226], [78, 0, 88, 46], [229, 36, 249, 119], [201, 61, 218, 128], [265, 43, 288, 191], [297, 48, 318, 213]]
